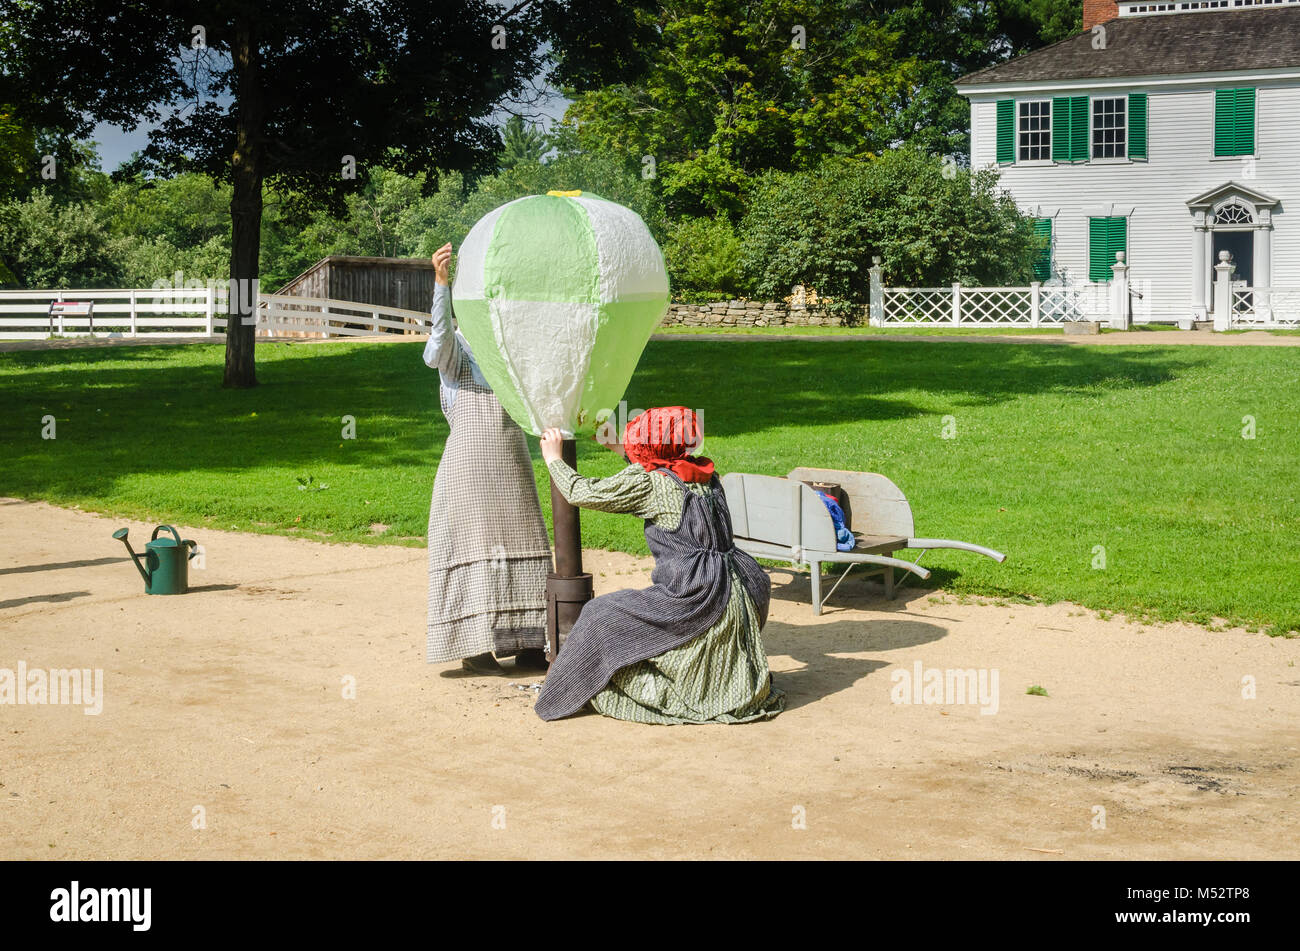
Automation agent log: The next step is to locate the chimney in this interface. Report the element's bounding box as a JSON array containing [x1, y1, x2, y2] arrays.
[[1083, 0, 1120, 31]]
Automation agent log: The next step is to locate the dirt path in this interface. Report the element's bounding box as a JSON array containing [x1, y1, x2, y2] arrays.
[[2, 498, 1296, 859]]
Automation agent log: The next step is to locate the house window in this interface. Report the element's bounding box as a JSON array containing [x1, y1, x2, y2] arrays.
[[1092, 98, 1127, 159], [1214, 201, 1254, 225], [1018, 101, 1052, 161], [1089, 216, 1128, 282]]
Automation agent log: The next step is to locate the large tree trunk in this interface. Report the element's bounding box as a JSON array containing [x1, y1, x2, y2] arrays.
[[224, 17, 263, 389]]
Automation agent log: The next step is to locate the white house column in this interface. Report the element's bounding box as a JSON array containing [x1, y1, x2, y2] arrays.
[[1190, 210, 1209, 322], [1254, 209, 1273, 320]]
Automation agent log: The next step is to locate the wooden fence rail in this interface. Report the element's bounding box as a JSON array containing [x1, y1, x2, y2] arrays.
[[0, 288, 434, 341]]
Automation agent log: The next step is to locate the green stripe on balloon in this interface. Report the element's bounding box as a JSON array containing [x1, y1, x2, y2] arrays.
[[576, 297, 670, 431], [485, 195, 600, 304]]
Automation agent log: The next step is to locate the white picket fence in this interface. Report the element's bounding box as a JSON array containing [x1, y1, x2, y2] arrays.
[[1228, 285, 1300, 329], [867, 255, 1132, 329], [0, 287, 433, 340], [876, 283, 1113, 327], [257, 294, 432, 337]]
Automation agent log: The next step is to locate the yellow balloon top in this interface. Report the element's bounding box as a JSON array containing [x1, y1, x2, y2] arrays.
[[546, 189, 583, 197]]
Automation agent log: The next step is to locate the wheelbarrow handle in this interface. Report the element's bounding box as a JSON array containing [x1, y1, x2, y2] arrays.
[[907, 538, 1006, 563]]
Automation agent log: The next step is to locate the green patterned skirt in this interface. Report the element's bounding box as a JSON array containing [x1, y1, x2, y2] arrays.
[[587, 564, 786, 725]]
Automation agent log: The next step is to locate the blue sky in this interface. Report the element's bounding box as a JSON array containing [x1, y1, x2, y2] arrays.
[[89, 95, 570, 173], [90, 120, 158, 172]]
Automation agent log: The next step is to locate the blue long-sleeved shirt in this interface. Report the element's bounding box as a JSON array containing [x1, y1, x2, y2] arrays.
[[422, 282, 488, 409]]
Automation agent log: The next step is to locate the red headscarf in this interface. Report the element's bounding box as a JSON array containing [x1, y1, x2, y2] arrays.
[[623, 407, 715, 484]]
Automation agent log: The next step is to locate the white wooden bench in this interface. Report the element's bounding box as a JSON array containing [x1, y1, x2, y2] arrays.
[[722, 467, 1006, 614], [47, 300, 95, 336]]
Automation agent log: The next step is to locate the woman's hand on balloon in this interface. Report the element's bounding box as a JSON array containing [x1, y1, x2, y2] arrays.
[[540, 428, 565, 463], [432, 242, 452, 286]]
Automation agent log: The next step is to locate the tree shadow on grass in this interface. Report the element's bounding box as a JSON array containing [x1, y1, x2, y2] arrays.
[[0, 337, 1209, 508], [0, 342, 447, 500], [624, 339, 1209, 438]]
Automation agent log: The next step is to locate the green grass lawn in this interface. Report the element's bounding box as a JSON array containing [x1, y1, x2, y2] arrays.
[[658, 323, 1300, 337], [2, 338, 1297, 635]]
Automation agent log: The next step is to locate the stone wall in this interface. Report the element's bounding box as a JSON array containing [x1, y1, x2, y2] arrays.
[[659, 298, 865, 328]]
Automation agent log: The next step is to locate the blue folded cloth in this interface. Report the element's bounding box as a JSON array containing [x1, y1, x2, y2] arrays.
[[816, 491, 855, 552]]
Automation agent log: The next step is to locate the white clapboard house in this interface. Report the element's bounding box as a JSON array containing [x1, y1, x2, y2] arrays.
[[955, 0, 1300, 327]]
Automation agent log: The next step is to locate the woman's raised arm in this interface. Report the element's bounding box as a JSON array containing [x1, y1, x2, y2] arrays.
[[422, 242, 461, 375]]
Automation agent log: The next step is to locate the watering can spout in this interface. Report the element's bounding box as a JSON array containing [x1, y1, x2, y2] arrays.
[[112, 528, 151, 585]]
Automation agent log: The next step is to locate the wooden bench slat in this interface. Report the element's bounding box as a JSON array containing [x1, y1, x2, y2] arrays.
[[850, 533, 908, 553]]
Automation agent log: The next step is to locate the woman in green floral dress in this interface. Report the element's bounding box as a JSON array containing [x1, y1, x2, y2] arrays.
[[535, 407, 785, 725]]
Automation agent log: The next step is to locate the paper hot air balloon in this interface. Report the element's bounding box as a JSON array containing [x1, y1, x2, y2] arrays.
[[451, 191, 670, 436]]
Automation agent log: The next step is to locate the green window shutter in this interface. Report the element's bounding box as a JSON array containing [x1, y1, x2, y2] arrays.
[[1089, 216, 1127, 281], [1215, 88, 1258, 156], [1214, 89, 1236, 155], [1070, 96, 1089, 161], [1109, 217, 1127, 267], [1032, 220, 1052, 282], [1051, 97, 1090, 162], [1128, 93, 1148, 159], [1052, 96, 1073, 161], [1032, 218, 1052, 282], [1089, 218, 1109, 280], [996, 100, 1015, 163], [1235, 87, 1255, 155], [1214, 88, 1256, 156]]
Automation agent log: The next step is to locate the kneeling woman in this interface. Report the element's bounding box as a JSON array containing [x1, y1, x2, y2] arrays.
[[534, 407, 784, 724]]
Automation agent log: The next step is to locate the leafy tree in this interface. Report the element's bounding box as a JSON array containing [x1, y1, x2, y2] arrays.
[[663, 216, 742, 300], [112, 231, 231, 288], [499, 114, 551, 169], [0, 105, 36, 201], [0, 191, 121, 288], [0, 8, 31, 201], [401, 149, 665, 262], [281, 167, 427, 268], [556, 0, 1082, 213], [739, 149, 1040, 310], [0, 0, 548, 387], [101, 171, 231, 254], [561, 0, 923, 219], [869, 0, 1082, 158], [264, 147, 662, 289]]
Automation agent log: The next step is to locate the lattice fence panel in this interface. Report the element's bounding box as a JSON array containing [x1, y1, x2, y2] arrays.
[[1039, 287, 1087, 323], [960, 288, 1032, 324], [1232, 287, 1300, 328], [882, 288, 952, 324]]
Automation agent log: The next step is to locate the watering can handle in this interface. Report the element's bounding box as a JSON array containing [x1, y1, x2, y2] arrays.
[[151, 525, 182, 545]]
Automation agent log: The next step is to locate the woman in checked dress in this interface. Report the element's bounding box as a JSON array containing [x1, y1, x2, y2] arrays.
[[535, 407, 785, 724], [423, 242, 551, 673]]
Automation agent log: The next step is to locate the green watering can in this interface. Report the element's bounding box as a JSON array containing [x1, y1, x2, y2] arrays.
[[112, 525, 199, 595]]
